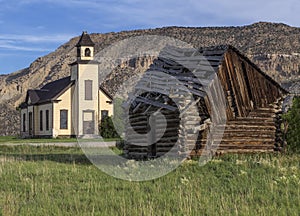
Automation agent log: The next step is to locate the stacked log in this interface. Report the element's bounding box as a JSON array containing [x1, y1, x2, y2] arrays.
[[124, 45, 288, 159]]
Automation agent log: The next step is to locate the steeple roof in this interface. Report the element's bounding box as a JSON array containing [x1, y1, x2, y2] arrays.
[[76, 31, 95, 47]]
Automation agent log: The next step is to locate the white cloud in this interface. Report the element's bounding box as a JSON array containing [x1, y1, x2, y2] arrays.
[[0, 33, 73, 52], [0, 1, 299, 49], [3, 0, 300, 28], [190, 0, 300, 26], [64, 0, 300, 27], [0, 34, 73, 43], [16, 0, 108, 9], [0, 43, 52, 52]]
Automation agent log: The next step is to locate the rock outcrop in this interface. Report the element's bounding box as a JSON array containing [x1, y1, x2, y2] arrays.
[[1, 22, 300, 136]]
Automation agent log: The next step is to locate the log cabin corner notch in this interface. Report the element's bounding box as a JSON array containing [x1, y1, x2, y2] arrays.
[[124, 45, 288, 159]]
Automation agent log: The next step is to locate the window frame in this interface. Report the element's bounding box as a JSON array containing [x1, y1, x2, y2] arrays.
[[60, 109, 68, 130], [23, 113, 26, 132], [40, 110, 43, 131], [46, 110, 49, 131], [101, 110, 109, 120], [85, 80, 93, 100]]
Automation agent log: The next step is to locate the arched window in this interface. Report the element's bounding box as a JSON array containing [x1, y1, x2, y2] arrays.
[[85, 48, 91, 57]]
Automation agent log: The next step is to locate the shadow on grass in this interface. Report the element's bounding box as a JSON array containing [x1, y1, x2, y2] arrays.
[[0, 153, 128, 166], [0, 153, 92, 165]]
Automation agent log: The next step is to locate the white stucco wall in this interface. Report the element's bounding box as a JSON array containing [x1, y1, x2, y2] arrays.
[[72, 63, 99, 136], [99, 90, 113, 120], [20, 108, 28, 137], [27, 105, 34, 136], [71, 65, 78, 81], [53, 87, 73, 137], [33, 103, 53, 137]]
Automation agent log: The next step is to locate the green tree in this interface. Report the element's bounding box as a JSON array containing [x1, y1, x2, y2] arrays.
[[99, 116, 120, 139], [283, 97, 300, 153], [112, 98, 125, 136]]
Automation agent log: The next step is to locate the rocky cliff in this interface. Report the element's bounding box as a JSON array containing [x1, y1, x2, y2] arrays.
[[1, 22, 300, 136]]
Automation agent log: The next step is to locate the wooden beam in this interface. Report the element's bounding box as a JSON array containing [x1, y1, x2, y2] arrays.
[[135, 96, 178, 111]]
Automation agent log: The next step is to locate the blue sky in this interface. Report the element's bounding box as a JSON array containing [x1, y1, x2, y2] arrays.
[[0, 0, 299, 74]]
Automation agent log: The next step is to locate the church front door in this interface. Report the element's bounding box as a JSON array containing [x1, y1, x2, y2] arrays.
[[83, 111, 95, 135]]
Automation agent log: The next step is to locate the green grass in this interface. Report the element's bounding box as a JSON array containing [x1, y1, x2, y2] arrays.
[[0, 146, 299, 215], [0, 136, 120, 144], [0, 136, 77, 144]]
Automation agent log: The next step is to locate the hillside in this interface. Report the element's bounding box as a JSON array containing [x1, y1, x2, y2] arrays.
[[0, 22, 300, 136]]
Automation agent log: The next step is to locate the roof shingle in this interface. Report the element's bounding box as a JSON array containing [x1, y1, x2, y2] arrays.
[[25, 76, 74, 106], [76, 31, 95, 47]]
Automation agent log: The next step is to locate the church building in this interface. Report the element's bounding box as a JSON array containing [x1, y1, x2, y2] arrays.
[[19, 32, 113, 138]]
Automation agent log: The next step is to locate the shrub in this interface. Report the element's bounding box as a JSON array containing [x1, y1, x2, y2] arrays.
[[99, 116, 120, 139], [283, 97, 300, 153], [112, 98, 125, 135], [116, 140, 126, 150]]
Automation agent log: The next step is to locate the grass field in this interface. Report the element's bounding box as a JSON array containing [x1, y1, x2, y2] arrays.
[[0, 145, 299, 215], [0, 136, 119, 144], [0, 136, 77, 144]]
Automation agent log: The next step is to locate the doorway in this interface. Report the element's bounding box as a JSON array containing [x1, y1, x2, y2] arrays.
[[83, 111, 95, 135]]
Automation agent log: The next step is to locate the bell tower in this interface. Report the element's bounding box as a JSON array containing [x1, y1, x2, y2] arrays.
[[76, 31, 95, 61], [70, 31, 99, 137]]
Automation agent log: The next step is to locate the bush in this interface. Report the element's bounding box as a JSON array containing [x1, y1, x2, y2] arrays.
[[112, 98, 125, 136], [99, 116, 120, 139], [116, 140, 126, 150], [283, 97, 300, 153]]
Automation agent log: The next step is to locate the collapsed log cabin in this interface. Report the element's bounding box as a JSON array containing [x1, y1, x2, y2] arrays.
[[123, 45, 288, 159]]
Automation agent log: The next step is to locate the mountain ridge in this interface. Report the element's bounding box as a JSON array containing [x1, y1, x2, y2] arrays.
[[1, 21, 299, 135]]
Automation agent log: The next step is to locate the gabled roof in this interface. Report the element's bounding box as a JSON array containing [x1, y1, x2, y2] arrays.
[[76, 31, 95, 47], [100, 86, 113, 100], [21, 75, 113, 109], [24, 76, 74, 106], [128, 45, 287, 113], [159, 44, 287, 94], [205, 45, 288, 94]]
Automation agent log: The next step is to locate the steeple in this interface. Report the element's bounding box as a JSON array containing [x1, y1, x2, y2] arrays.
[[76, 31, 95, 47], [70, 31, 99, 136], [76, 31, 95, 61]]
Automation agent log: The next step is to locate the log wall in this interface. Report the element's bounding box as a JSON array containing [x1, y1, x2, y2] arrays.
[[218, 49, 284, 120], [124, 45, 287, 159]]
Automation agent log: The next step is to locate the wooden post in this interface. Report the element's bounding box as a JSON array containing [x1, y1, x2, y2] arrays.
[[148, 113, 157, 157]]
